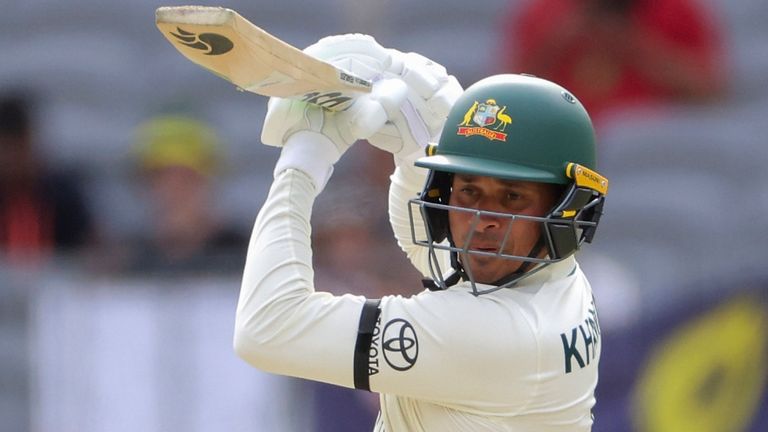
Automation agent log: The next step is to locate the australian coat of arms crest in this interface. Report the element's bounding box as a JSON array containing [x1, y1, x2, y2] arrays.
[[457, 99, 511, 141]]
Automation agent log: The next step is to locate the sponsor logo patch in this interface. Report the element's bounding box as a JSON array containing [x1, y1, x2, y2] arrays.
[[382, 319, 418, 371]]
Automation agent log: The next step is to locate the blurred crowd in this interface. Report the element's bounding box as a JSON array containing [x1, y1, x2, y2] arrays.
[[1, 0, 736, 280], [504, 0, 726, 123], [1, 0, 767, 431], [0, 93, 95, 261]]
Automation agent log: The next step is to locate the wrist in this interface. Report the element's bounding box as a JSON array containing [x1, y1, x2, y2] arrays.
[[273, 130, 339, 193]]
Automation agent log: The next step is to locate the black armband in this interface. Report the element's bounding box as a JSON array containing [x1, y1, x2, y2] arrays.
[[353, 298, 381, 391]]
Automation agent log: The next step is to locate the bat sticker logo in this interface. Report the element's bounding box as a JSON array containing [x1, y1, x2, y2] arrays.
[[301, 91, 353, 110], [170, 27, 233, 55]]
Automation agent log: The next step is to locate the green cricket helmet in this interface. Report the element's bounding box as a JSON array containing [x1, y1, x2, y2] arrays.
[[409, 74, 608, 294]]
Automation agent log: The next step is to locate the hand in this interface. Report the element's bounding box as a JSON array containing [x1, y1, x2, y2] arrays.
[[367, 51, 464, 164], [269, 92, 405, 192], [263, 34, 408, 191], [262, 34, 399, 150]]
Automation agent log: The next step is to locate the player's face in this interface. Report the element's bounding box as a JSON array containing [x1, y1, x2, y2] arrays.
[[448, 174, 559, 284]]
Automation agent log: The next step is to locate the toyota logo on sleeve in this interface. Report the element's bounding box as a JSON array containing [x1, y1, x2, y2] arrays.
[[382, 319, 419, 371]]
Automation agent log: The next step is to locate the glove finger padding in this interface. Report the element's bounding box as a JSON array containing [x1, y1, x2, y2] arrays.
[[399, 53, 442, 99], [262, 78, 406, 150], [306, 34, 392, 79], [346, 78, 407, 140], [428, 75, 463, 120], [367, 50, 464, 160], [263, 34, 427, 193], [261, 34, 395, 148]]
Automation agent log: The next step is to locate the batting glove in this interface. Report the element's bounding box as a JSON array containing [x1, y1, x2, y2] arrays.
[[263, 34, 408, 192], [367, 51, 464, 165]]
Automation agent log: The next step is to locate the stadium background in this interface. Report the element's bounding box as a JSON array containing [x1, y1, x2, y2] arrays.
[[1, 0, 766, 430]]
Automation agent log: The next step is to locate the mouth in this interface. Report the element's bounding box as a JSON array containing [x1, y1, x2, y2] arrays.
[[467, 244, 500, 254]]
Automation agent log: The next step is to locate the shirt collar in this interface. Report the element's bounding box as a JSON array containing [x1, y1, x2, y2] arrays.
[[462, 255, 578, 292], [521, 255, 578, 286]]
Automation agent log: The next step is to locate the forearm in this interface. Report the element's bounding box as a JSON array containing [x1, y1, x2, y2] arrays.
[[234, 168, 364, 384], [235, 168, 317, 353], [388, 159, 438, 278]]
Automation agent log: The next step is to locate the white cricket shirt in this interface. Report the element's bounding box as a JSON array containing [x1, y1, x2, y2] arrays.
[[235, 166, 601, 431]]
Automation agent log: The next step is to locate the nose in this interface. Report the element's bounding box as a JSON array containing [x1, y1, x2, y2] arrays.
[[473, 210, 502, 233]]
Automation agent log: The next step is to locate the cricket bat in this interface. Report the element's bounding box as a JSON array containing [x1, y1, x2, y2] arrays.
[[155, 6, 372, 111]]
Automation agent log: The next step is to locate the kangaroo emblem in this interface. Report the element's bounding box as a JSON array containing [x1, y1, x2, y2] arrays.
[[460, 101, 479, 126]]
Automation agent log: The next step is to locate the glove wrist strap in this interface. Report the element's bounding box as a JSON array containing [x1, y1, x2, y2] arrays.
[[274, 130, 338, 193]]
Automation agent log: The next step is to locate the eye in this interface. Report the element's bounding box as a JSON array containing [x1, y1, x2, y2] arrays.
[[452, 185, 480, 206], [506, 191, 522, 201]]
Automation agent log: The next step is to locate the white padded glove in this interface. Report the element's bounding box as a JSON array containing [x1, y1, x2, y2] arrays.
[[262, 34, 409, 191], [270, 79, 407, 192], [262, 34, 402, 148], [367, 51, 464, 165]]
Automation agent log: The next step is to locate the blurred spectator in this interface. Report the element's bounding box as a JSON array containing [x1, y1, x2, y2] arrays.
[[502, 0, 726, 122], [0, 92, 95, 263], [125, 114, 246, 275], [311, 179, 422, 297]]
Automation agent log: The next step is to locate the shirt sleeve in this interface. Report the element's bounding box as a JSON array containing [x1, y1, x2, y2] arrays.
[[234, 168, 366, 387], [388, 161, 450, 279]]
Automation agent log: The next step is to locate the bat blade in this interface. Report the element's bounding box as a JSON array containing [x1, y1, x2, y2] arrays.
[[155, 6, 371, 110]]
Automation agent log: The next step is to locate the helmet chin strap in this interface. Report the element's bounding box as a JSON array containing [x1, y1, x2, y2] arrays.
[[422, 250, 465, 291]]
